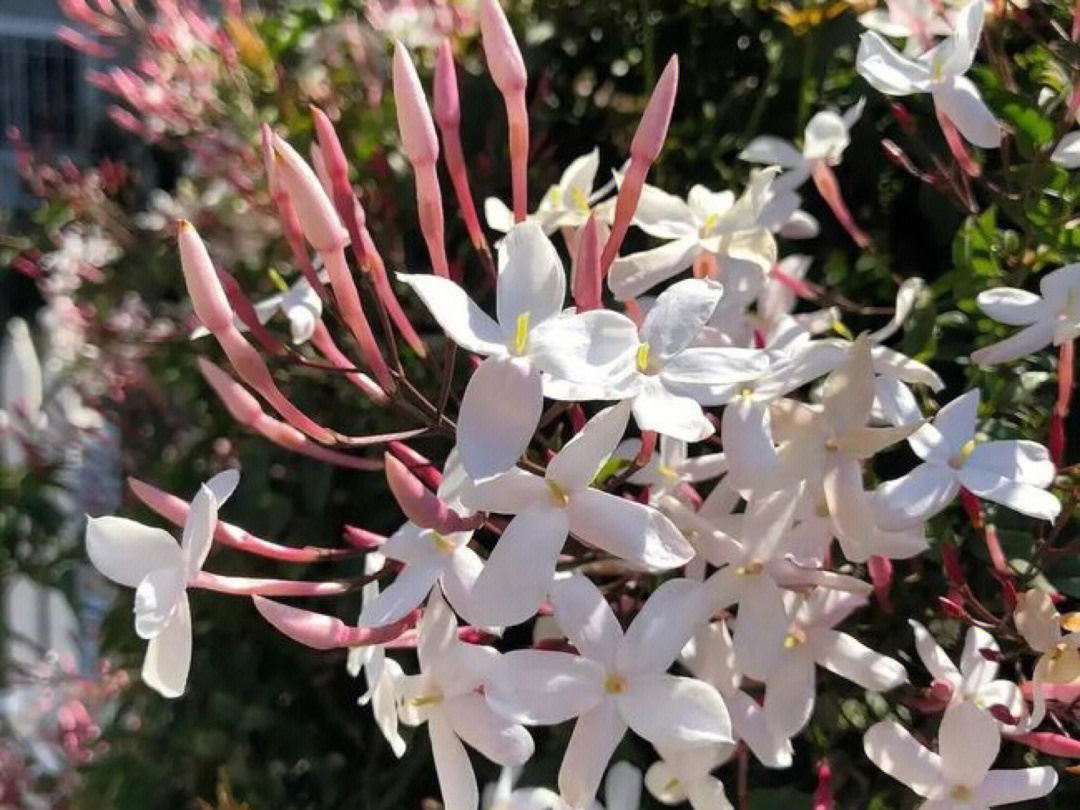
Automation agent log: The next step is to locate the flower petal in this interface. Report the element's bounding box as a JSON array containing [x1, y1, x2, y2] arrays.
[[938, 701, 999, 788], [812, 629, 907, 690], [549, 401, 632, 492], [933, 76, 1002, 149], [497, 222, 566, 330], [910, 620, 961, 685], [856, 31, 933, 95], [640, 278, 724, 362], [445, 693, 534, 766], [531, 310, 639, 397], [631, 378, 715, 442], [971, 321, 1055, 366], [141, 591, 192, 699], [762, 652, 816, 739], [975, 768, 1058, 805], [488, 649, 606, 725], [457, 356, 543, 481], [85, 516, 181, 589], [863, 720, 943, 797], [360, 556, 444, 627], [608, 238, 702, 301], [739, 136, 805, 169], [559, 701, 627, 810], [134, 565, 186, 639], [567, 488, 694, 570], [398, 273, 505, 355], [976, 287, 1048, 326], [550, 574, 622, 668], [181, 484, 218, 580], [620, 673, 732, 748], [620, 578, 709, 675], [429, 712, 479, 810], [632, 184, 698, 239]]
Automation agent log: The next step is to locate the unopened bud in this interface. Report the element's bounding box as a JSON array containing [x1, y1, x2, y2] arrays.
[[479, 0, 525, 93], [270, 133, 349, 253], [392, 42, 439, 166], [630, 55, 678, 163], [177, 221, 233, 336]]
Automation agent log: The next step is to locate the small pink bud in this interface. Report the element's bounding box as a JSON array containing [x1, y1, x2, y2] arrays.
[[478, 0, 525, 94], [387, 441, 442, 490], [384, 452, 480, 534], [253, 596, 418, 650], [572, 214, 602, 311], [343, 525, 386, 549], [198, 357, 263, 426], [867, 555, 894, 613], [630, 55, 678, 163], [177, 221, 233, 336], [432, 40, 461, 131], [810, 162, 870, 248], [392, 42, 439, 167], [1007, 731, 1080, 758], [270, 133, 349, 253]]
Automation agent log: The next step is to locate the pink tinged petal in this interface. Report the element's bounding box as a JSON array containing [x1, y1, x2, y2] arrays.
[[874, 463, 959, 530], [976, 288, 1049, 326], [181, 484, 217, 580], [429, 712, 479, 810], [359, 557, 443, 627], [763, 652, 816, 740], [732, 577, 788, 681], [397, 274, 505, 355], [976, 768, 1058, 806], [726, 689, 793, 769], [134, 566, 186, 639], [567, 488, 694, 570], [619, 578, 709, 675], [910, 620, 962, 685], [468, 506, 569, 627], [812, 629, 907, 690], [739, 136, 805, 169], [550, 574, 622, 668], [141, 591, 192, 699], [85, 517, 182, 589], [640, 279, 724, 362], [458, 355, 543, 480], [549, 401, 632, 491], [938, 701, 1000, 789], [932, 76, 1002, 149], [253, 596, 415, 650], [620, 673, 732, 748], [959, 626, 999, 689], [488, 649, 606, 724], [855, 31, 933, 95], [864, 721, 944, 798], [632, 378, 714, 442], [559, 700, 628, 810], [497, 222, 566, 330], [608, 238, 703, 302], [445, 693, 534, 766], [971, 321, 1056, 366]]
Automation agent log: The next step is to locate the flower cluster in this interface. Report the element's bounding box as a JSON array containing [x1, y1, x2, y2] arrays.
[[83, 1, 1080, 808]]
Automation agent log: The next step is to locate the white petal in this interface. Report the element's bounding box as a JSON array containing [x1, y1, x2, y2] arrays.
[[559, 149, 600, 199], [813, 629, 907, 690], [660, 348, 771, 402], [549, 401, 632, 492], [910, 620, 961, 685], [620, 578, 709, 676], [957, 463, 1060, 522], [620, 673, 732, 748], [632, 378, 715, 442], [632, 185, 698, 240], [604, 761, 644, 810], [720, 398, 782, 495], [485, 196, 515, 233], [933, 76, 1002, 149], [429, 712, 479, 810], [181, 484, 218, 580], [458, 356, 543, 480], [959, 626, 999, 689], [940, 0, 985, 77], [976, 288, 1048, 326], [85, 516, 181, 589], [686, 777, 733, 810], [640, 279, 724, 362], [531, 310, 640, 396], [360, 556, 443, 627], [398, 273, 506, 355], [804, 111, 850, 163], [967, 440, 1055, 488], [726, 689, 793, 769], [608, 238, 702, 301], [134, 565, 186, 639], [732, 577, 788, 681], [938, 701, 999, 788], [739, 137, 805, 169], [550, 574, 622, 668], [488, 649, 606, 725], [418, 591, 457, 673], [856, 31, 933, 95], [975, 768, 1058, 805], [445, 693, 534, 766], [205, 468, 240, 505], [497, 222, 565, 330], [141, 591, 192, 699], [971, 321, 1055, 366], [874, 464, 958, 529], [1038, 262, 1080, 302], [1052, 131, 1080, 168], [567, 488, 694, 570], [762, 652, 816, 739], [559, 700, 627, 809], [468, 507, 569, 627], [440, 549, 485, 621], [863, 721, 943, 797]]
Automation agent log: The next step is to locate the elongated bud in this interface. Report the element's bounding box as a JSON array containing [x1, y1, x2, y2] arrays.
[[253, 596, 418, 650], [192, 572, 351, 598], [178, 221, 233, 336], [271, 133, 349, 253], [572, 213, 602, 311], [216, 269, 287, 356], [392, 42, 438, 167], [387, 441, 442, 490], [385, 452, 480, 534], [310, 143, 333, 196], [198, 357, 262, 425], [432, 39, 460, 131], [867, 555, 893, 613], [479, 0, 525, 94], [1008, 731, 1080, 758], [810, 163, 870, 248], [343, 525, 386, 549], [630, 55, 678, 163]]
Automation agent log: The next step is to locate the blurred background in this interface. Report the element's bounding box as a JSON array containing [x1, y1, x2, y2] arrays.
[[1, 0, 1078, 808]]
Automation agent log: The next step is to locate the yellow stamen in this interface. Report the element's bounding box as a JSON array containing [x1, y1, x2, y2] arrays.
[[949, 439, 977, 469], [412, 693, 443, 707], [570, 188, 590, 211], [431, 533, 456, 553], [604, 674, 628, 694], [636, 342, 652, 373], [514, 312, 531, 355], [547, 479, 570, 506], [736, 560, 765, 577]]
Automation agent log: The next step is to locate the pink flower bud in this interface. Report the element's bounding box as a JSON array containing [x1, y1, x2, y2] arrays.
[[270, 133, 349, 253], [253, 596, 418, 650], [343, 525, 386, 549], [177, 220, 233, 336], [479, 0, 525, 94], [387, 441, 442, 490], [630, 55, 678, 163], [1007, 731, 1080, 758], [385, 452, 480, 534], [572, 213, 602, 311], [432, 39, 461, 131], [198, 357, 262, 426], [392, 42, 439, 167]]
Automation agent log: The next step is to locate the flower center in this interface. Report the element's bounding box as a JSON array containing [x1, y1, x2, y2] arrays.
[[784, 627, 807, 649], [604, 674, 629, 694], [736, 559, 764, 576], [431, 533, 456, 554], [700, 212, 720, 238], [948, 439, 976, 470], [547, 479, 570, 506], [514, 312, 531, 355], [950, 785, 973, 802], [570, 188, 590, 211], [636, 342, 653, 373]]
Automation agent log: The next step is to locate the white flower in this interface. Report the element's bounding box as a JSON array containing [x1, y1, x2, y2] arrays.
[[607, 170, 779, 301], [1051, 132, 1080, 168], [397, 594, 534, 810], [865, 701, 1057, 809], [84, 469, 240, 697], [400, 222, 636, 479], [875, 389, 1060, 526], [487, 575, 730, 810], [970, 263, 1080, 365], [0, 318, 44, 467], [859, 0, 959, 49], [856, 0, 1002, 149], [459, 401, 694, 626], [645, 743, 734, 810]]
